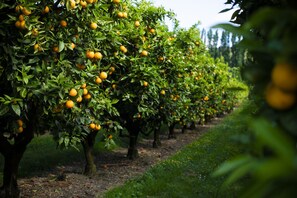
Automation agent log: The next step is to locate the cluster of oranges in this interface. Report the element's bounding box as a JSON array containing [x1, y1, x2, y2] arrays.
[[265, 62, 297, 110]]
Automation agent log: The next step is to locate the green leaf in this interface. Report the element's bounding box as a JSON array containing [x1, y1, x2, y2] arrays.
[[0, 105, 9, 116], [59, 41, 65, 52], [250, 118, 295, 161], [11, 104, 21, 116]]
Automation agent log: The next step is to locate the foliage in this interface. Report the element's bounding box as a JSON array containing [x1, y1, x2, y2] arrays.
[[214, 1, 297, 197]]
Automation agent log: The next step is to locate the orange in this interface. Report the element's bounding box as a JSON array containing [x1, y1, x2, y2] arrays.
[[203, 96, 209, 101], [112, 84, 117, 89], [90, 22, 97, 30], [94, 52, 103, 60], [69, 88, 78, 97], [60, 20, 67, 27], [109, 66, 115, 72], [86, 50, 95, 59], [95, 124, 101, 130], [134, 21, 140, 27], [19, 14, 24, 21], [80, 1, 87, 8], [265, 83, 296, 110], [143, 81, 148, 87], [271, 62, 297, 91], [21, 7, 31, 16], [81, 83, 87, 89], [86, 0, 94, 3], [34, 44, 39, 51], [84, 93, 91, 100], [76, 96, 83, 103], [89, 123, 96, 129], [120, 45, 127, 53], [43, 6, 50, 14], [17, 126, 24, 133], [140, 50, 148, 56], [52, 46, 59, 53], [15, 21, 21, 28], [122, 12, 128, 18], [99, 71, 108, 80], [160, 90, 165, 95], [158, 57, 164, 61], [95, 77, 102, 84], [149, 28, 155, 34], [70, 0, 76, 9], [113, 0, 120, 4], [17, 119, 23, 127], [83, 88, 88, 95], [65, 100, 74, 108], [117, 12, 124, 18]]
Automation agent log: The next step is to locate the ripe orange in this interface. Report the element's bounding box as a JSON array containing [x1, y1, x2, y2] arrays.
[[20, 20, 26, 29], [117, 12, 124, 18], [70, 43, 76, 49], [135, 21, 140, 27], [76, 96, 83, 103], [69, 88, 78, 97], [113, 0, 120, 4], [203, 96, 209, 101], [271, 62, 297, 91], [265, 83, 296, 110], [158, 57, 164, 61], [80, 1, 87, 8], [83, 88, 88, 95], [120, 45, 127, 53], [86, 50, 95, 59], [94, 52, 103, 60], [17, 126, 24, 133], [140, 50, 148, 56], [65, 100, 75, 108], [95, 124, 101, 130], [17, 119, 23, 127], [43, 6, 50, 14], [70, 0, 76, 8], [95, 77, 102, 84], [52, 46, 59, 53], [160, 90, 166, 95], [89, 123, 96, 129], [143, 81, 148, 87], [86, 0, 94, 3], [90, 22, 97, 30], [81, 83, 87, 89], [99, 71, 108, 80], [84, 93, 91, 100], [149, 28, 155, 34], [60, 20, 67, 27], [19, 14, 24, 21], [34, 44, 39, 51], [122, 12, 128, 18], [15, 21, 21, 28], [21, 7, 31, 16]]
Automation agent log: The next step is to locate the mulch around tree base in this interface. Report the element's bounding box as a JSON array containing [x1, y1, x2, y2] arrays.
[[19, 117, 224, 198]]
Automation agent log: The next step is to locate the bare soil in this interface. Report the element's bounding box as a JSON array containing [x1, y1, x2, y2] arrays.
[[19, 117, 224, 198]]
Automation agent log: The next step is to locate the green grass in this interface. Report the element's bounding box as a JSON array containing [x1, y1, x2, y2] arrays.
[[103, 103, 253, 198]]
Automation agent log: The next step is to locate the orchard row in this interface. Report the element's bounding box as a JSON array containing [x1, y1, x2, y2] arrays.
[[0, 0, 245, 196]]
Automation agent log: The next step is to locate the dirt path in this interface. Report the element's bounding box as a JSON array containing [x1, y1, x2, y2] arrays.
[[19, 116, 224, 198]]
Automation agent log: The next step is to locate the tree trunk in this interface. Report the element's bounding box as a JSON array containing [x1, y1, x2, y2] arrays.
[[0, 148, 26, 198], [126, 120, 140, 160], [82, 132, 97, 176], [168, 122, 177, 139], [153, 124, 162, 148]]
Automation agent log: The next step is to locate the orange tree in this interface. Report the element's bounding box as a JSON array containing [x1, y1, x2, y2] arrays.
[[0, 0, 123, 196], [104, 0, 174, 159], [214, 0, 297, 196]]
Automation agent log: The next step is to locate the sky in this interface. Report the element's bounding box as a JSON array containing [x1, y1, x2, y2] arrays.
[[151, 0, 234, 30]]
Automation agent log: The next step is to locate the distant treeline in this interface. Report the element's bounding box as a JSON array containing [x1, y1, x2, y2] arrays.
[[201, 28, 249, 68]]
